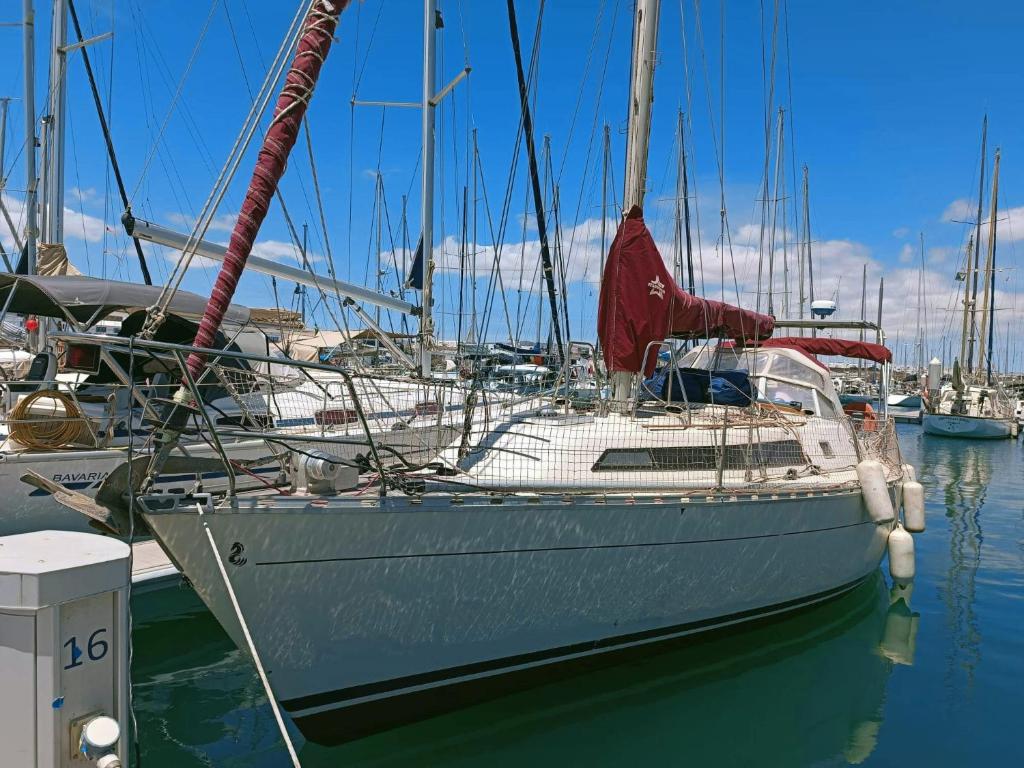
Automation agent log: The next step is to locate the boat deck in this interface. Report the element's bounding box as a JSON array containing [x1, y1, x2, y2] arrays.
[[131, 539, 179, 591]]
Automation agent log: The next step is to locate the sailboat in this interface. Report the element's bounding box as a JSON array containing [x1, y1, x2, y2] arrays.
[[50, 0, 921, 748], [923, 125, 1016, 439]]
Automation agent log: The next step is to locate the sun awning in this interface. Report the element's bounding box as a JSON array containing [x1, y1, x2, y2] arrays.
[[0, 273, 251, 326], [761, 336, 892, 364], [597, 207, 774, 375]]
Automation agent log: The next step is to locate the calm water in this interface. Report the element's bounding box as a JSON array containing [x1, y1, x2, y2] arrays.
[[130, 426, 1024, 766]]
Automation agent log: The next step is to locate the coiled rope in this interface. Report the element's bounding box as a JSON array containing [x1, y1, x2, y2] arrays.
[[9, 390, 90, 450]]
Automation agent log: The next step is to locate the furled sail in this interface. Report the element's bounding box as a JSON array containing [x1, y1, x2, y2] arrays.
[[597, 206, 774, 375]]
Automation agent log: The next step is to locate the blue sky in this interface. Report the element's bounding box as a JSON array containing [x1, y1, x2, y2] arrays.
[[2, 1, 1024, 369]]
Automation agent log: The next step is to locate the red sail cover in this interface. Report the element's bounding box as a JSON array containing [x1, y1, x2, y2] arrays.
[[597, 207, 774, 375], [761, 337, 892, 364], [185, 0, 348, 381]]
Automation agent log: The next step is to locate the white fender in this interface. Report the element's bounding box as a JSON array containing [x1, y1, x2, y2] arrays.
[[888, 525, 916, 581], [857, 459, 895, 523], [902, 480, 925, 533], [901, 463, 917, 482]]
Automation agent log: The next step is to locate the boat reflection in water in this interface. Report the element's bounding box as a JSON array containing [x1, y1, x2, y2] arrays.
[[319, 572, 919, 767], [930, 437, 989, 696]]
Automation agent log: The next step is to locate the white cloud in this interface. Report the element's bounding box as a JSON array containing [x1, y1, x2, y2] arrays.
[[941, 198, 973, 223], [898, 243, 914, 264], [892, 227, 909, 239], [166, 211, 238, 234]]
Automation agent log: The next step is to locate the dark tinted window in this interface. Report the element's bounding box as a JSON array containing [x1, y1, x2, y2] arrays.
[[592, 439, 807, 472]]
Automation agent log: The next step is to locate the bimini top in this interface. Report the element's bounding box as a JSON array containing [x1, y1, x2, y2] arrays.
[[0, 273, 251, 327], [761, 336, 892, 365]]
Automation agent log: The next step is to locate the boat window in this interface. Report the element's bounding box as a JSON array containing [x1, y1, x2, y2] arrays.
[[760, 380, 816, 412], [764, 355, 826, 390], [592, 440, 807, 472]]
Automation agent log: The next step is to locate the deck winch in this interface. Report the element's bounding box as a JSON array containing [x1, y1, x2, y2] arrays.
[[294, 450, 359, 495]]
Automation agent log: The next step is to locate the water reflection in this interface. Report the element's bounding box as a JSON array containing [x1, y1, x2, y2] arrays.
[[312, 574, 915, 768], [928, 437, 989, 695]]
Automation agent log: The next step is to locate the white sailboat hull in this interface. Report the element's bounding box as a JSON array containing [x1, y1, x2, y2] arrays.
[[142, 488, 894, 744], [921, 413, 1013, 439]]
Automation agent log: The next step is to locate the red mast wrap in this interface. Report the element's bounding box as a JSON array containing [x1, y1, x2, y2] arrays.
[[185, 0, 348, 380], [598, 207, 774, 375]]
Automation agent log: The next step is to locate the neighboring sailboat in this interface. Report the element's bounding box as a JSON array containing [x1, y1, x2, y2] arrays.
[[924, 131, 1016, 439]]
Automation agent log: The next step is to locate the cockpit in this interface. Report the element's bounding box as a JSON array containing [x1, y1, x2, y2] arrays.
[[667, 343, 844, 419]]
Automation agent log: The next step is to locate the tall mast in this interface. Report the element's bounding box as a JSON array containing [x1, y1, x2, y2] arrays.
[[674, 110, 695, 294], [921, 231, 929, 372], [374, 172, 383, 328], [802, 165, 815, 337], [622, 0, 660, 210], [506, 0, 565, 363], [599, 123, 610, 292], [978, 147, 999, 385], [680, 115, 695, 294], [44, 0, 68, 247], [767, 107, 784, 316], [22, 0, 39, 278], [611, 0, 660, 402], [958, 234, 974, 367], [471, 127, 478, 344], [858, 264, 866, 377], [418, 0, 438, 376], [0, 97, 16, 268], [673, 111, 684, 286], [967, 116, 987, 374]]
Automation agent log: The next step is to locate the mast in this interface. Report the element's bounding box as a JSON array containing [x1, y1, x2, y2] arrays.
[[622, 0, 660, 210], [921, 233, 929, 370], [67, 0, 152, 284], [613, 0, 660, 401], [22, 0, 39, 278], [680, 115, 695, 294], [374, 172, 384, 329], [506, 0, 566, 364], [0, 97, 15, 269], [673, 110, 695, 294], [43, 0, 68, 247], [958, 235, 974, 368], [802, 165, 815, 337], [978, 147, 999, 385], [967, 116, 987, 374], [858, 264, 866, 377], [471, 127, 478, 345], [767, 107, 784, 316], [599, 123, 610, 293], [418, 0, 438, 376]]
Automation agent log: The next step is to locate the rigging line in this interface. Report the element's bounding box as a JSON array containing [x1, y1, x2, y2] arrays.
[[506, 0, 565, 362], [478, 1, 546, 345], [154, 0, 308, 318], [562, 0, 621, 282], [130, 0, 218, 199], [555, 0, 607, 183], [351, 0, 385, 94], [678, 0, 706, 297], [67, 0, 153, 284]]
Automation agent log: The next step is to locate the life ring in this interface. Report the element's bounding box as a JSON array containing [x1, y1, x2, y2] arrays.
[[843, 401, 877, 432]]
